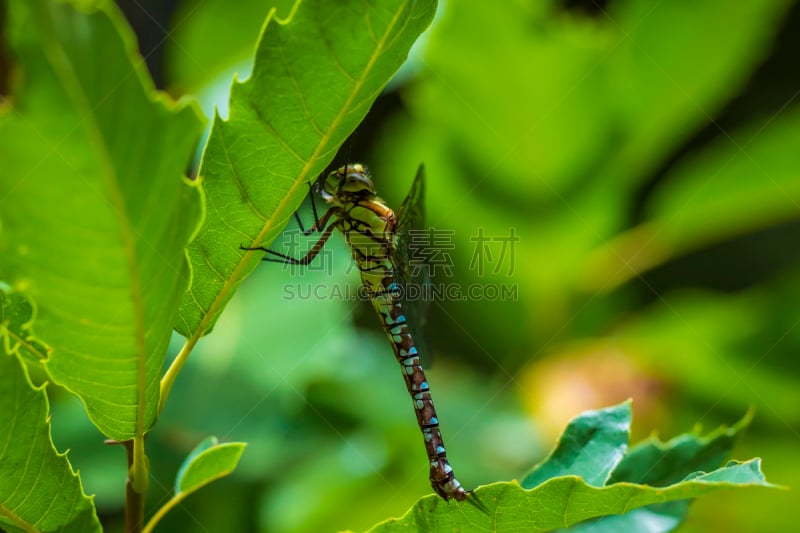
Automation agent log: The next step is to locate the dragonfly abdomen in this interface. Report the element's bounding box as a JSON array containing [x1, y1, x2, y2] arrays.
[[371, 278, 468, 501]]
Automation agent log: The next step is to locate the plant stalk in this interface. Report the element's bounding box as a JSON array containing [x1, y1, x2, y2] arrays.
[[159, 335, 199, 414], [122, 439, 146, 533]]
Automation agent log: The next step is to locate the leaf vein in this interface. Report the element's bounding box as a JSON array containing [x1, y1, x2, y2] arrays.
[[247, 97, 309, 165], [194, 239, 229, 282], [277, 42, 328, 136], [218, 125, 270, 223]]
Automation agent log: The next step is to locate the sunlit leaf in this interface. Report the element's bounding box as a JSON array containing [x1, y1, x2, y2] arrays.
[[0, 0, 205, 440], [175, 0, 438, 338]]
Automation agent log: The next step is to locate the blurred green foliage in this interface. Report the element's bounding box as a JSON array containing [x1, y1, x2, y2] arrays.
[[30, 0, 800, 531]]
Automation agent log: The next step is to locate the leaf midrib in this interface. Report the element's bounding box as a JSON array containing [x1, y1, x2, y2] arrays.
[[0, 501, 39, 533], [35, 3, 149, 438]]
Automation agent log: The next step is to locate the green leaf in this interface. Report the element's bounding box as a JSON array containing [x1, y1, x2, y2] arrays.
[[648, 107, 800, 248], [175, 0, 437, 339], [400, 0, 790, 200], [521, 400, 631, 488], [143, 437, 245, 533], [0, 0, 205, 440], [560, 502, 688, 533], [609, 410, 753, 486], [563, 409, 754, 532], [0, 291, 100, 533], [175, 437, 246, 495], [369, 460, 775, 532], [366, 405, 778, 532]]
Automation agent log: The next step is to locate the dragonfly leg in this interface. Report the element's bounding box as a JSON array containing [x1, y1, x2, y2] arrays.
[[294, 181, 330, 235], [295, 198, 336, 235], [240, 202, 340, 263], [293, 212, 315, 236], [307, 180, 322, 233], [240, 221, 338, 265]]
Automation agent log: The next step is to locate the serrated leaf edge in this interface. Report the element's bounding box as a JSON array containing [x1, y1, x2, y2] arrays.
[[0, 290, 49, 361], [0, 354, 99, 532], [367, 458, 777, 532]]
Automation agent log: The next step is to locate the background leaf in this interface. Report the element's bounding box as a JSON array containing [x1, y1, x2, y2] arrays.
[[0, 290, 100, 533], [0, 0, 205, 440], [373, 0, 794, 355], [175, 0, 438, 338], [605, 0, 790, 183], [521, 401, 631, 488]]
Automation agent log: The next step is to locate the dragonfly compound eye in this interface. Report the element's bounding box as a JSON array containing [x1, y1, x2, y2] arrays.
[[340, 170, 375, 196]]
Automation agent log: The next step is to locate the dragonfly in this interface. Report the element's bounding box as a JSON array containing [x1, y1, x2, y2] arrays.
[[245, 163, 474, 503]]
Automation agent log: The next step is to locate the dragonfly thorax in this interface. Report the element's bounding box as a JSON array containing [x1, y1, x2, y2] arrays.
[[320, 163, 377, 205]]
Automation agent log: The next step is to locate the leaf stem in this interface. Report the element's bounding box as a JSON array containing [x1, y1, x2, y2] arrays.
[[132, 436, 149, 493], [159, 335, 199, 414], [142, 494, 186, 533]]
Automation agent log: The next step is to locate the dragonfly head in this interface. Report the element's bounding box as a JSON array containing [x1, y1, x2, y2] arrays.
[[320, 163, 376, 203]]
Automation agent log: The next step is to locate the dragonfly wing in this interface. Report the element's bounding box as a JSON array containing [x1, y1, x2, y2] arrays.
[[392, 165, 434, 367], [395, 164, 425, 238]]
